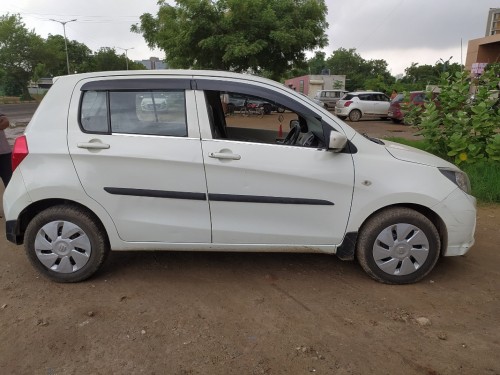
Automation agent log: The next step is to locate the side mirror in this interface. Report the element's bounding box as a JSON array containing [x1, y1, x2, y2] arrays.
[[328, 132, 348, 152]]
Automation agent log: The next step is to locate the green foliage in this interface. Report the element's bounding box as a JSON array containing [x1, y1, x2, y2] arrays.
[[0, 14, 44, 99], [325, 48, 394, 91], [416, 69, 500, 165], [286, 48, 396, 89], [461, 162, 500, 203], [91, 47, 144, 72], [132, 0, 328, 80]]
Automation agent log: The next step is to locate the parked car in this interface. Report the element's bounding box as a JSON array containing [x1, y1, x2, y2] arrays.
[[388, 91, 433, 124], [313, 89, 348, 109], [335, 91, 391, 122], [140, 93, 168, 112], [4, 70, 476, 285]]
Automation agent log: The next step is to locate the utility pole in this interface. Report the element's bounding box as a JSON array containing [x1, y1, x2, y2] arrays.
[[50, 19, 77, 75], [117, 47, 134, 70]]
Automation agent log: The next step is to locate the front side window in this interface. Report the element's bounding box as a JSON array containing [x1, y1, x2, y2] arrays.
[[207, 90, 326, 149], [80, 90, 187, 137]]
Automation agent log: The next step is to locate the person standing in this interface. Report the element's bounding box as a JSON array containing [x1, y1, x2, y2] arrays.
[[0, 112, 12, 187]]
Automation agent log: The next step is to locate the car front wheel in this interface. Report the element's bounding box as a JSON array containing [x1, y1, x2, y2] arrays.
[[356, 207, 440, 284], [24, 205, 109, 283]]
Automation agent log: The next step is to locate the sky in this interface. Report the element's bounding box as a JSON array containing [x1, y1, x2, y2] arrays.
[[3, 0, 499, 76]]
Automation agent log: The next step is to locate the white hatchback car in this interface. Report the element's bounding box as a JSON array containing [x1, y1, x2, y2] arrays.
[[4, 70, 476, 284], [312, 89, 348, 109], [335, 91, 391, 122]]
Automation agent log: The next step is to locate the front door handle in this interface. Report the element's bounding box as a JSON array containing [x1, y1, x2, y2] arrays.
[[209, 152, 241, 160], [77, 142, 110, 150]]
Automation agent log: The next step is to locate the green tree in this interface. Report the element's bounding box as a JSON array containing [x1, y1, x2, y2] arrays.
[[132, 0, 328, 80], [325, 48, 393, 92], [0, 14, 44, 98], [400, 63, 439, 88], [91, 47, 143, 71], [308, 51, 327, 75]]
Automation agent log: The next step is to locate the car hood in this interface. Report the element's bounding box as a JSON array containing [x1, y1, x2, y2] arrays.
[[384, 140, 457, 169]]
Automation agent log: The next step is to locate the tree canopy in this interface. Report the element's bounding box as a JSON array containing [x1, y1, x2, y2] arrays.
[[132, 0, 329, 80], [0, 13, 144, 97], [0, 14, 44, 98]]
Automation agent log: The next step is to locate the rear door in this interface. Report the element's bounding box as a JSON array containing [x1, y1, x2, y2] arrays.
[[67, 77, 211, 243], [374, 93, 391, 116], [358, 94, 375, 115]]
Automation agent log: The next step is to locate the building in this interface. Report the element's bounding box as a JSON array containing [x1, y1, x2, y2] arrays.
[[485, 8, 500, 36], [284, 74, 346, 98], [465, 9, 500, 75], [136, 57, 167, 70]]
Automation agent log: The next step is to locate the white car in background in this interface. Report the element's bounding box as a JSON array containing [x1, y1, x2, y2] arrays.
[[3, 70, 476, 285], [313, 89, 348, 109], [335, 91, 391, 122]]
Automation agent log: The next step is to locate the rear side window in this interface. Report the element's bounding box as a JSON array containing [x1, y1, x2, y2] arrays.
[[343, 94, 355, 100], [81, 91, 108, 133], [80, 90, 187, 137], [358, 94, 372, 101]]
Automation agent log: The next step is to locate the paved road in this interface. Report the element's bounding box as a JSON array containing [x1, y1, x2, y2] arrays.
[[0, 102, 39, 123]]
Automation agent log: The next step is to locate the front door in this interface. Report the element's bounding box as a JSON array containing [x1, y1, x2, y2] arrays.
[[196, 86, 354, 246], [67, 79, 211, 243]]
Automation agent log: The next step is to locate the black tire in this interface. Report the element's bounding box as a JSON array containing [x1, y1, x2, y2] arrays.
[[380, 117, 388, 120], [337, 115, 346, 120], [348, 109, 362, 122], [276, 106, 285, 113], [391, 118, 402, 124], [24, 205, 109, 283], [356, 207, 440, 284], [263, 104, 272, 115]]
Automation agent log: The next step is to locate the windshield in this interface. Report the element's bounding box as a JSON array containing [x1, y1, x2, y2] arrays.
[[391, 94, 404, 103]]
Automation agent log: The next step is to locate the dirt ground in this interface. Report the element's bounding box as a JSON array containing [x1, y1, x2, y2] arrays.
[[0, 111, 499, 375]]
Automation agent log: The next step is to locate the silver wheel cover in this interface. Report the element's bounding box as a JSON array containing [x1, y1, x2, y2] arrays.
[[34, 220, 92, 274], [373, 223, 430, 276]]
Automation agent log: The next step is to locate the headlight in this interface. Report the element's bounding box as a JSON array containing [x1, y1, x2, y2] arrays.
[[439, 168, 471, 194]]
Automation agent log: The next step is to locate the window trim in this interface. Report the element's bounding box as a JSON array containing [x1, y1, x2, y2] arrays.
[[78, 89, 189, 137], [80, 78, 192, 91]]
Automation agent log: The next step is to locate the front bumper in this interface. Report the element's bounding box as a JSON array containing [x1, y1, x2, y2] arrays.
[[434, 188, 477, 256]]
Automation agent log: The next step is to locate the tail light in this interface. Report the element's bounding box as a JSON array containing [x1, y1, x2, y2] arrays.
[[12, 135, 29, 171], [344, 101, 353, 107]]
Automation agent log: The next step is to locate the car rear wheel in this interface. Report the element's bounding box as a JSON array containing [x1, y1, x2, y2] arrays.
[[24, 205, 109, 283], [276, 106, 285, 113], [391, 118, 402, 124], [356, 207, 440, 284], [348, 109, 362, 122]]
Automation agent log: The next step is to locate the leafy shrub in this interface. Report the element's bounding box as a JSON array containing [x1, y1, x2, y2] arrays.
[[416, 69, 500, 165]]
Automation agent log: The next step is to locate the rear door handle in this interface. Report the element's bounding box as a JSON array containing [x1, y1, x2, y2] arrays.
[[209, 152, 241, 160], [77, 142, 110, 150]]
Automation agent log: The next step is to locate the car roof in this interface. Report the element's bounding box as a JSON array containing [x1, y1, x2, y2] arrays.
[[54, 69, 283, 89], [345, 91, 385, 95], [318, 89, 347, 92]]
